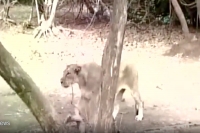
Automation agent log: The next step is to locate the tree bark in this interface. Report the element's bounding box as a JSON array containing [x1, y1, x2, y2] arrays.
[[196, 0, 200, 24], [171, 0, 189, 34], [84, 0, 95, 14], [94, 0, 127, 132], [0, 42, 66, 133]]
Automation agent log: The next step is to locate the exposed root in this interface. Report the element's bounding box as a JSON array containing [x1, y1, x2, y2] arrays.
[[34, 18, 55, 39], [0, 8, 16, 26], [33, 0, 59, 39], [0, 16, 16, 25], [33, 20, 64, 39], [22, 20, 35, 30]]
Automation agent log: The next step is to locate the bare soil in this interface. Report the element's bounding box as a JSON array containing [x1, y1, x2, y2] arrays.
[[1, 5, 200, 133]]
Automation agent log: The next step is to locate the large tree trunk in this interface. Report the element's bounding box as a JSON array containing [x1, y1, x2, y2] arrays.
[[0, 42, 66, 133], [94, 0, 127, 132], [171, 0, 189, 34]]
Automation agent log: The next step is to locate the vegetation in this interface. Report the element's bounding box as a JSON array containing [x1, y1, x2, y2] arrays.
[[0, 0, 199, 35], [0, 0, 199, 132]]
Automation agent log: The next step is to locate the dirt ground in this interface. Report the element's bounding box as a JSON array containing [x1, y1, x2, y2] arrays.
[[1, 5, 200, 133]]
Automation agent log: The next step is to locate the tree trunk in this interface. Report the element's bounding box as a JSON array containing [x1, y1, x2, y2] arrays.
[[84, 0, 95, 14], [0, 42, 66, 133], [48, 0, 58, 25], [34, 0, 58, 38], [94, 0, 127, 132], [171, 0, 189, 34], [196, 0, 200, 24]]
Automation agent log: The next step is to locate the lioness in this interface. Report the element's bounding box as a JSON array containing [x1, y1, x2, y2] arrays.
[[60, 62, 143, 132]]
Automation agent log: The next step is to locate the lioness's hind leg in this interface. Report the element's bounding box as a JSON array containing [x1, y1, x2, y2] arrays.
[[112, 88, 126, 120], [132, 91, 144, 121], [112, 103, 120, 120]]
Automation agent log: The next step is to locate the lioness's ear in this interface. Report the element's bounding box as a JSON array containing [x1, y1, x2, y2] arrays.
[[75, 66, 81, 73]]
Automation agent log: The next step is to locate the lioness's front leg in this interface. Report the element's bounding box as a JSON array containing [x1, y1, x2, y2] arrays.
[[65, 108, 86, 133]]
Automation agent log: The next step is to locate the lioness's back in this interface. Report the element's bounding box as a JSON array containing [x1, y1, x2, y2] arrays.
[[118, 60, 138, 90]]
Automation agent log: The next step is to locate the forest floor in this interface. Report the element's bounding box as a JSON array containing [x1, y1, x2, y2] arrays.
[[1, 5, 200, 133]]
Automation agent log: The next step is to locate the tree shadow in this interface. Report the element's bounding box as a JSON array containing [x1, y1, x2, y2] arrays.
[[163, 39, 200, 60]]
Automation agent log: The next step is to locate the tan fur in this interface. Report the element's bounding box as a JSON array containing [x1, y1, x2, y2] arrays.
[[61, 63, 103, 133], [114, 61, 143, 121], [60, 61, 144, 132]]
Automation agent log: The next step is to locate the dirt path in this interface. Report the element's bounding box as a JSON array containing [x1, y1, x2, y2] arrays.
[[0, 24, 200, 132]]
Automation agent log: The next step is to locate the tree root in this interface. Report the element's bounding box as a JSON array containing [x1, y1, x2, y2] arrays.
[[22, 20, 35, 30], [0, 9, 16, 26], [34, 0, 59, 39], [0, 17, 16, 25], [34, 19, 55, 39]]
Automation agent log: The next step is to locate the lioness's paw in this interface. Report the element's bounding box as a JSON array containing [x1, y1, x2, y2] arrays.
[[135, 115, 143, 121]]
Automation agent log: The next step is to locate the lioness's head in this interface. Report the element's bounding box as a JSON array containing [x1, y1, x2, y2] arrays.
[[60, 64, 82, 88]]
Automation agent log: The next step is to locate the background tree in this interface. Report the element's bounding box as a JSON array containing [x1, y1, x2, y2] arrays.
[[33, 0, 59, 38], [0, 0, 17, 25], [1, 0, 200, 37], [171, 0, 189, 34], [196, 0, 200, 25]]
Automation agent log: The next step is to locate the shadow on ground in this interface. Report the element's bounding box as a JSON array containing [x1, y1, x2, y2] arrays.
[[1, 89, 200, 133], [163, 37, 200, 59]]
